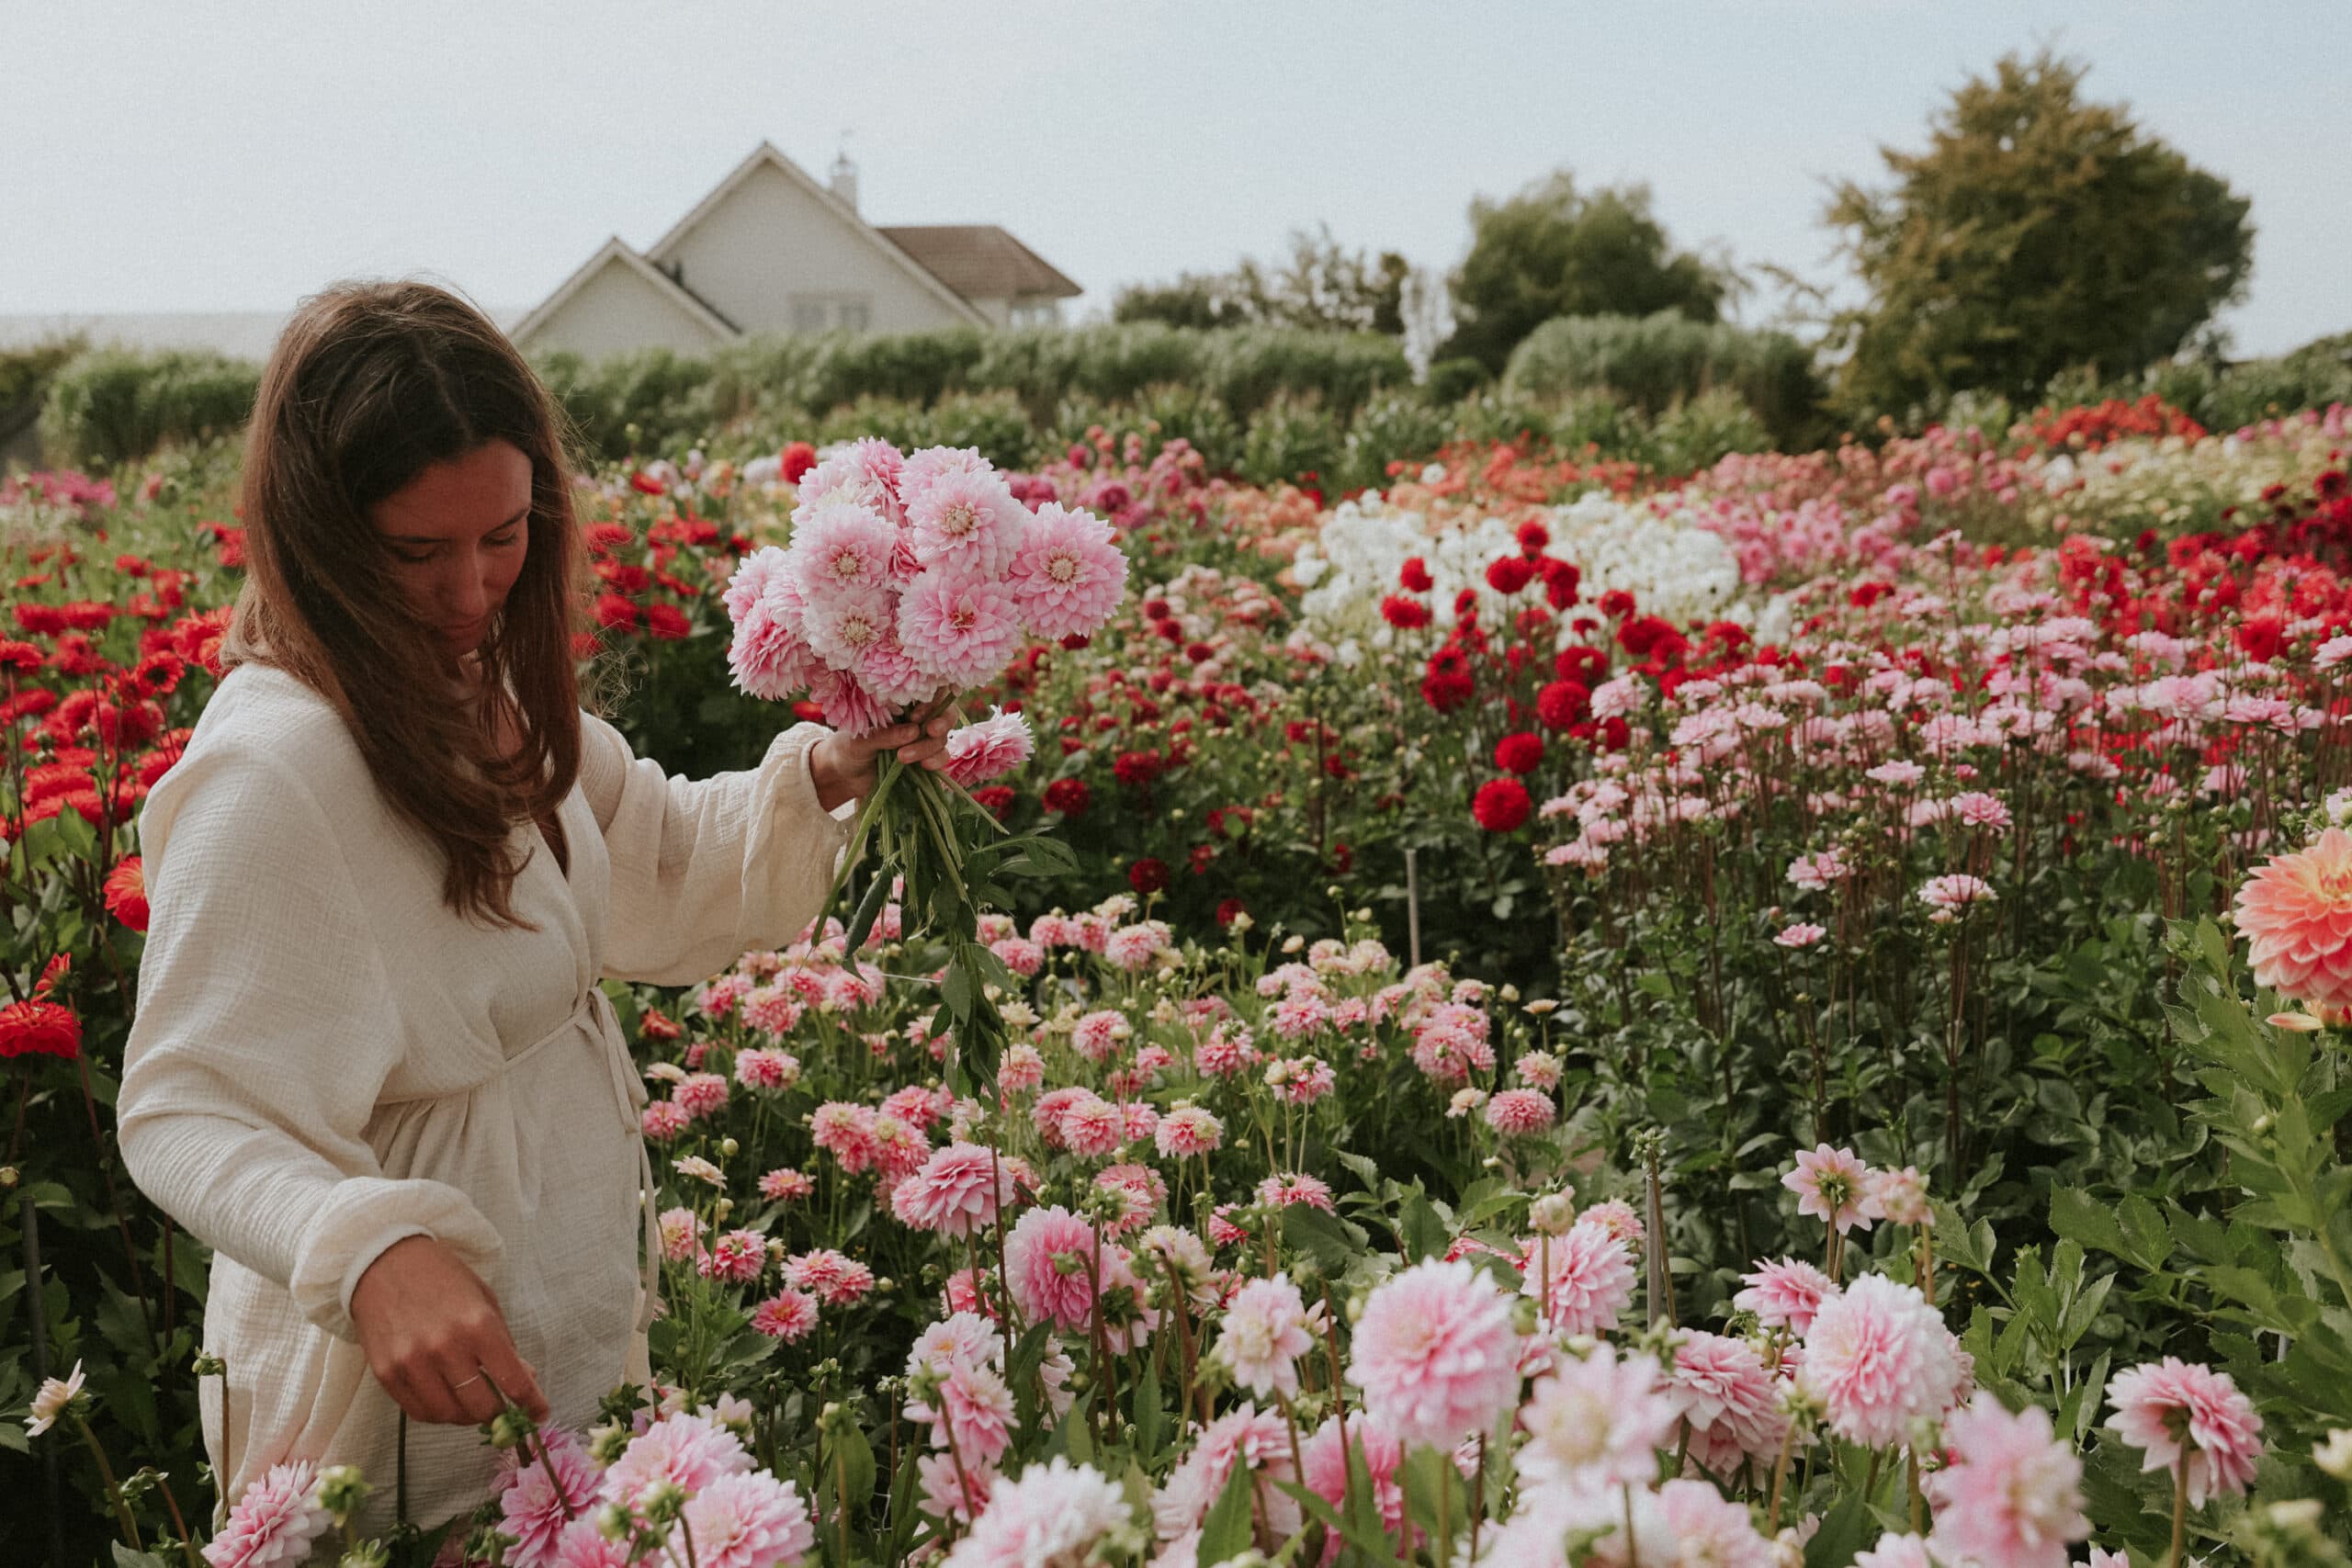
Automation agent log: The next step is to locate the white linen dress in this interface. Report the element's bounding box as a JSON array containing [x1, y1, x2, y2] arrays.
[[117, 661, 853, 1536]]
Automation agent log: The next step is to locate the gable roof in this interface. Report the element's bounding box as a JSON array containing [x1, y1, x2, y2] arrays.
[[875, 226, 1082, 303], [643, 141, 988, 328], [510, 236, 741, 348]]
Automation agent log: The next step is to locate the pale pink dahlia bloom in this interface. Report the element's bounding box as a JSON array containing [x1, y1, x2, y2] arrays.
[[1006, 502, 1129, 640], [908, 468, 1028, 578], [797, 438, 904, 522], [905, 1360, 1016, 1467], [907, 1312, 1006, 1379], [1783, 1144, 1882, 1235], [1520, 1219, 1635, 1337], [1734, 1256, 1836, 1336], [1799, 1274, 1966, 1447], [899, 445, 992, 511], [751, 1288, 820, 1341], [944, 707, 1035, 786], [1152, 1404, 1297, 1541], [601, 1410, 752, 1506], [721, 544, 789, 625], [1298, 1416, 1408, 1562], [498, 1427, 602, 1567], [1347, 1258, 1524, 1450], [1005, 1205, 1101, 1330], [802, 584, 895, 671], [1655, 1478, 1774, 1567], [1850, 1534, 1934, 1568], [892, 1141, 1023, 1238], [790, 497, 899, 604], [1928, 1393, 2088, 1568], [2107, 1356, 2264, 1506], [1665, 1330, 1790, 1481], [1515, 1343, 1675, 1490], [727, 587, 820, 702], [1486, 1088, 1556, 1135], [201, 1461, 329, 1568], [944, 1456, 1132, 1568], [549, 1517, 632, 1568], [807, 665, 895, 738], [897, 569, 1026, 687], [1213, 1272, 1317, 1398], [2234, 827, 2352, 1010], [669, 1470, 814, 1568]]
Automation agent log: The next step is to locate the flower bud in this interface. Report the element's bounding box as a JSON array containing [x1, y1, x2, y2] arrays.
[[720, 1137, 741, 1157], [192, 1350, 228, 1378], [596, 1501, 635, 1540], [340, 1543, 391, 1568], [1529, 1193, 1577, 1236], [2314, 1427, 2352, 1481], [486, 1408, 534, 1450], [590, 1424, 630, 1465]]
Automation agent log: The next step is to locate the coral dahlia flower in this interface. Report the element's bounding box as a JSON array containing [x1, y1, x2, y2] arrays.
[[2234, 828, 2352, 1012]]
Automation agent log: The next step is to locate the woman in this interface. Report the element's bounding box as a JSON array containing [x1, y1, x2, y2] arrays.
[[116, 279, 947, 1534]]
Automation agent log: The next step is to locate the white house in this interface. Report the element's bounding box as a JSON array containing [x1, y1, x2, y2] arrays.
[[511, 143, 1081, 360]]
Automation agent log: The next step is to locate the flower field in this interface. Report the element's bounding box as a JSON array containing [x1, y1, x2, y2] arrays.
[[5, 398, 2352, 1565]]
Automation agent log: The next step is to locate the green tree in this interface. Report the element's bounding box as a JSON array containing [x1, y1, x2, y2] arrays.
[[1114, 225, 1417, 337], [1825, 49, 2255, 417], [1439, 171, 1735, 374]]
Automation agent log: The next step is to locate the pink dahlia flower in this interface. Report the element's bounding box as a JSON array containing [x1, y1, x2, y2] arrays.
[[1521, 1219, 1634, 1337], [1156, 1104, 1224, 1157], [944, 707, 1035, 786], [498, 1427, 602, 1567], [601, 1411, 752, 1506], [1783, 1144, 1882, 1235], [2108, 1356, 2264, 1506], [1655, 1478, 1773, 1567], [549, 1517, 632, 1568], [1666, 1330, 1790, 1481], [797, 438, 904, 522], [727, 591, 820, 702], [721, 544, 789, 625], [899, 445, 992, 512], [893, 1141, 1023, 1238], [898, 568, 1026, 688], [1347, 1258, 1524, 1450], [790, 497, 899, 604], [1851, 1536, 1934, 1568], [1006, 502, 1128, 640], [808, 665, 895, 738], [944, 1456, 1132, 1568], [1799, 1274, 1966, 1447], [2234, 828, 2352, 1010], [751, 1288, 820, 1341], [905, 1360, 1016, 1467], [1486, 1088, 1556, 1136], [1298, 1416, 1408, 1562], [1734, 1256, 1836, 1335], [668, 1470, 814, 1568], [1152, 1404, 1297, 1542], [1929, 1393, 2088, 1568], [1515, 1343, 1675, 1489], [1213, 1272, 1317, 1398], [802, 584, 895, 671], [908, 468, 1028, 578], [1006, 1205, 1101, 1330], [202, 1461, 329, 1568]]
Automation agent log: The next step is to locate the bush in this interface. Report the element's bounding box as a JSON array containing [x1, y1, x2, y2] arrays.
[[814, 394, 933, 456], [1, 334, 85, 437], [1339, 389, 1455, 491], [1237, 392, 1343, 488], [38, 345, 260, 468], [536, 346, 719, 461], [1424, 355, 1491, 405], [1648, 384, 1773, 475], [1446, 389, 1555, 449], [917, 389, 1035, 471], [1203, 326, 1409, 423], [1501, 310, 1822, 448], [1545, 389, 1654, 464]]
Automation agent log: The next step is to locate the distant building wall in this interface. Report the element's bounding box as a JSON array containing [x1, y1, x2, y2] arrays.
[[520, 261, 729, 360]]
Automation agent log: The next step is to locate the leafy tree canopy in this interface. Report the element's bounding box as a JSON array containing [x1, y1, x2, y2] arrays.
[[1114, 225, 1415, 337], [1825, 48, 2255, 416], [1438, 170, 1735, 374]]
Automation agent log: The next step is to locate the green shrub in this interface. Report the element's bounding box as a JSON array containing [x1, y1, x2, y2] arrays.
[[804, 326, 988, 413], [1340, 389, 1455, 491], [1446, 390, 1555, 449], [920, 389, 1035, 470], [536, 346, 719, 461], [1125, 382, 1243, 473], [1424, 355, 1492, 405], [1238, 393, 1343, 488], [1546, 390, 1654, 464], [1649, 385, 1772, 476], [1502, 311, 1822, 447], [39, 345, 260, 468], [1204, 327, 1408, 423], [815, 394, 933, 455], [1, 334, 85, 436]]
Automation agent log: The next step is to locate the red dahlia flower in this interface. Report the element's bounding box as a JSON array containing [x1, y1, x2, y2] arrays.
[[0, 999, 80, 1060], [1472, 779, 1532, 833], [1494, 733, 1544, 775], [104, 857, 149, 931]]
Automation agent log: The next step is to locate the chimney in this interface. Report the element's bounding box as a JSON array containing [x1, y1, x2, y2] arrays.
[[829, 151, 858, 212]]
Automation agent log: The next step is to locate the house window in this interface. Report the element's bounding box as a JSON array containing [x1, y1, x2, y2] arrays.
[[1009, 298, 1060, 328], [788, 295, 874, 334]]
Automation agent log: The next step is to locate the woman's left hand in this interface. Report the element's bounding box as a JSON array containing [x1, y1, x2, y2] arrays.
[[809, 711, 956, 813]]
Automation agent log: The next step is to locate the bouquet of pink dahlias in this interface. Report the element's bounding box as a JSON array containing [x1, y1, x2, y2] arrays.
[[722, 438, 1127, 1081]]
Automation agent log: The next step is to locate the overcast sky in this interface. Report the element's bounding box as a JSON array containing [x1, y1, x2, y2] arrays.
[[5, 0, 2345, 356]]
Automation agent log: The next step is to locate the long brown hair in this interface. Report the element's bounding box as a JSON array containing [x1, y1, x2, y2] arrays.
[[225, 278, 586, 928]]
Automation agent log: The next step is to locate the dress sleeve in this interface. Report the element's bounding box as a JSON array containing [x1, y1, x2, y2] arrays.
[[576, 710, 856, 986], [117, 740, 504, 1344]]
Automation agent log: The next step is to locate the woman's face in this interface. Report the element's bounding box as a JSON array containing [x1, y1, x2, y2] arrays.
[[368, 438, 534, 657]]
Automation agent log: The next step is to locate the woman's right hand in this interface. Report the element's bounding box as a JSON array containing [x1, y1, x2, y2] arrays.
[[350, 1235, 548, 1426]]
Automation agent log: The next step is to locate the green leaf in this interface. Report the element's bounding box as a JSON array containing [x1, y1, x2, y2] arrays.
[[1803, 1488, 1876, 1568], [1400, 1190, 1449, 1262], [1134, 1364, 1166, 1465], [2050, 1188, 2129, 1263], [110, 1548, 171, 1568], [1198, 1450, 1260, 1566], [1283, 1205, 1365, 1277], [830, 1416, 877, 1522]]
